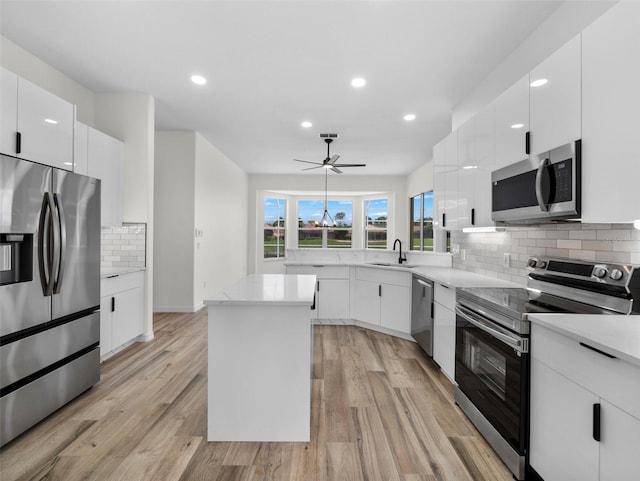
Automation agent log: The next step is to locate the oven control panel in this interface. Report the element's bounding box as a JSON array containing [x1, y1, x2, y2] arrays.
[[527, 256, 633, 285]]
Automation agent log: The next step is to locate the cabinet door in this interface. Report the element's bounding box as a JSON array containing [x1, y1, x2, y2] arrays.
[[352, 279, 380, 325], [443, 131, 458, 229], [433, 139, 446, 230], [380, 283, 411, 334], [111, 287, 142, 348], [99, 295, 113, 357], [88, 127, 123, 227], [16, 77, 74, 170], [472, 105, 495, 227], [599, 400, 640, 481], [529, 359, 599, 481], [1, 68, 18, 155], [456, 119, 474, 229], [74, 121, 89, 175], [494, 74, 529, 170], [432, 301, 456, 382], [581, 2, 640, 223], [529, 34, 581, 155], [317, 279, 349, 320]]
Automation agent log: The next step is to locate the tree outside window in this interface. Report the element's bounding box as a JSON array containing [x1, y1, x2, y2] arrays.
[[410, 191, 434, 251], [264, 197, 286, 258], [364, 197, 388, 249], [297, 199, 353, 248]]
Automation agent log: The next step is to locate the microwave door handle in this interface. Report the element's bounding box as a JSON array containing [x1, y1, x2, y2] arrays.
[[535, 158, 551, 212], [455, 305, 526, 353]]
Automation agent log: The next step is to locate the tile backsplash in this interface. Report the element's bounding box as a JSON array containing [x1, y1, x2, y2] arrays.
[[101, 223, 146, 269], [451, 223, 640, 285]]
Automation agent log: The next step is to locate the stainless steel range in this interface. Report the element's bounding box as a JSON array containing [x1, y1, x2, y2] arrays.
[[454, 256, 640, 480]]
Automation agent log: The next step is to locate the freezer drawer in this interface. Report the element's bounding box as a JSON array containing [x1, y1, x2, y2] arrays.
[[0, 346, 99, 446], [0, 311, 99, 389]]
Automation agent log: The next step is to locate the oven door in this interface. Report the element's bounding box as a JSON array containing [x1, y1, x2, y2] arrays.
[[455, 303, 529, 454]]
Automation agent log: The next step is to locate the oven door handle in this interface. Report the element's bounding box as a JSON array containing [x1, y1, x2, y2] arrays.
[[455, 305, 528, 353]]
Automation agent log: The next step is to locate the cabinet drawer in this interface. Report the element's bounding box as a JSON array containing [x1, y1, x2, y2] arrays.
[[434, 283, 455, 309], [531, 323, 640, 419], [355, 267, 410, 287], [101, 271, 143, 296], [286, 265, 349, 279]]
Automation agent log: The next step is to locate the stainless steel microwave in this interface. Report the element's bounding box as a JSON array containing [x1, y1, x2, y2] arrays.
[[491, 140, 581, 223]]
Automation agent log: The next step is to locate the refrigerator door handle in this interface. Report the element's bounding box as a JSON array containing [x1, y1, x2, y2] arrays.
[[38, 193, 55, 296], [52, 193, 66, 294]]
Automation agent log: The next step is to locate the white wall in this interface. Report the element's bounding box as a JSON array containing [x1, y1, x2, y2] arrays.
[[248, 174, 408, 274], [0, 36, 95, 125], [452, 1, 616, 129], [406, 159, 434, 198], [194, 132, 248, 307], [153, 132, 196, 310], [94, 93, 156, 340]]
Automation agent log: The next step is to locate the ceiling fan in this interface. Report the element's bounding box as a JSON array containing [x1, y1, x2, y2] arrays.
[[293, 135, 366, 174]]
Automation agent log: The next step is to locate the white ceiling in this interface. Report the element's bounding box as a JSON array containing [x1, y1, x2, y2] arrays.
[[0, 0, 564, 176]]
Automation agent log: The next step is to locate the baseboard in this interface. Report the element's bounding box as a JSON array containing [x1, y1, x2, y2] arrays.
[[353, 320, 415, 342], [153, 304, 204, 313], [136, 332, 154, 342]]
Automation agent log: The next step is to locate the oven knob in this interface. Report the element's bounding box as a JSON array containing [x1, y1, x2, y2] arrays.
[[528, 259, 537, 268], [539, 261, 547, 269], [610, 269, 624, 281], [594, 267, 608, 279]]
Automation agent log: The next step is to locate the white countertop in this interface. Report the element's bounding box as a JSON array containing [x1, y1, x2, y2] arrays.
[[101, 266, 146, 278], [205, 274, 317, 306], [285, 261, 520, 289], [529, 313, 640, 368]]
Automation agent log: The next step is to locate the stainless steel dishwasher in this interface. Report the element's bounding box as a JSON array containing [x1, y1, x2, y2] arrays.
[[411, 275, 434, 356]]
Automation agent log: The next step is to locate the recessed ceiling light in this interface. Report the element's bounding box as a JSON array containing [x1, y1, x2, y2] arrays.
[[301, 121, 312, 128], [44, 118, 58, 124], [191, 75, 207, 85], [404, 114, 416, 121], [530, 78, 548, 87], [351, 77, 366, 88], [511, 123, 524, 129]]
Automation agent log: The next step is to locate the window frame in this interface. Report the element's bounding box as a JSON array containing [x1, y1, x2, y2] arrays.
[[263, 196, 287, 259], [296, 198, 354, 249], [363, 196, 389, 249], [410, 191, 434, 252]]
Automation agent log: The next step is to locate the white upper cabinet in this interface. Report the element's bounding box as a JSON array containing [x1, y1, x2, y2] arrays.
[[432, 138, 446, 230], [494, 74, 529, 170], [0, 68, 74, 170], [581, 2, 640, 224], [529, 34, 581, 155], [0, 68, 18, 155], [456, 119, 474, 228], [443, 131, 459, 229], [73, 121, 89, 175], [85, 125, 124, 227]]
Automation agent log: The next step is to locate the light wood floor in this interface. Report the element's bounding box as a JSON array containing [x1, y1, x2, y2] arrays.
[[0, 310, 512, 481]]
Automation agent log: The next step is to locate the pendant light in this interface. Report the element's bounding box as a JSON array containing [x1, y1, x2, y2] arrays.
[[320, 167, 335, 227]]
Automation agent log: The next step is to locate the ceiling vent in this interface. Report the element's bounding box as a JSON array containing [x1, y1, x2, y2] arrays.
[[319, 133, 339, 139]]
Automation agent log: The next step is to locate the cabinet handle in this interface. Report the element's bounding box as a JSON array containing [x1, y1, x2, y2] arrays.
[[316, 280, 320, 292], [111, 296, 115, 312], [471, 208, 475, 226], [593, 403, 601, 442], [442, 213, 446, 228], [16, 132, 21, 154], [579, 342, 617, 359], [430, 302, 434, 318], [525, 131, 530, 155], [378, 284, 382, 297]]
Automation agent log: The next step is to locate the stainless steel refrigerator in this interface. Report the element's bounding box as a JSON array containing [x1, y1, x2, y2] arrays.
[[0, 154, 101, 446]]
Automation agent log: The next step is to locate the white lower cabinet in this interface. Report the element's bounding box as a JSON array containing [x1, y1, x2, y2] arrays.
[[530, 323, 640, 481], [432, 283, 456, 382], [285, 265, 350, 322], [100, 271, 144, 359], [352, 267, 411, 335]]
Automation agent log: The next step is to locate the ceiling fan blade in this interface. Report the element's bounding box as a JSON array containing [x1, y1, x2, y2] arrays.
[[330, 167, 343, 174], [332, 163, 367, 167], [328, 154, 340, 164], [302, 165, 323, 171], [294, 159, 323, 165]]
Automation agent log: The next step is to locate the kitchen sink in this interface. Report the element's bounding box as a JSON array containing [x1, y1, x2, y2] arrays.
[[367, 262, 419, 268]]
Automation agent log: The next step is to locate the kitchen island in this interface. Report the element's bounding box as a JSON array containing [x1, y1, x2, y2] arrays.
[[204, 274, 316, 442]]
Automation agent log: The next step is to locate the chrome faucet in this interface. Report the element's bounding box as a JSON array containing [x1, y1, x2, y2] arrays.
[[393, 238, 407, 264]]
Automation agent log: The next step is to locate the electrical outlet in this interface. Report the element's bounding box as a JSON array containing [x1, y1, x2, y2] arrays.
[[503, 253, 511, 268], [460, 249, 466, 261]]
